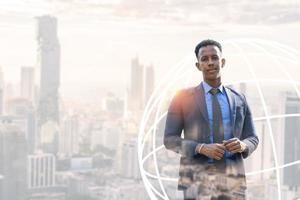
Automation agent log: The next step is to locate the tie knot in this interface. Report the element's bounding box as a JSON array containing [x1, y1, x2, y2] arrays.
[[209, 88, 220, 95]]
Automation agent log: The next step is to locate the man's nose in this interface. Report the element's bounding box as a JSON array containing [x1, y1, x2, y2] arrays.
[[208, 58, 214, 65]]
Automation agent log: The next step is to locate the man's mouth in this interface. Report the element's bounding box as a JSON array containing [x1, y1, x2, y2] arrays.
[[207, 69, 217, 73]]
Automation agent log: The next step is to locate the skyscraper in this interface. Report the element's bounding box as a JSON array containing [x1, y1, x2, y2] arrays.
[[129, 56, 144, 111], [36, 15, 60, 127], [127, 57, 155, 115], [59, 115, 79, 157], [144, 65, 154, 106], [120, 138, 140, 179], [21, 66, 35, 103], [0, 123, 27, 200], [27, 108, 37, 154]]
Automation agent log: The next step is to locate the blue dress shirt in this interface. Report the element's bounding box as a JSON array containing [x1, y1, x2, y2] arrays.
[[202, 81, 234, 161]]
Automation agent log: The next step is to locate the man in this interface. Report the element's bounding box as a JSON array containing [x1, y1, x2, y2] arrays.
[[164, 39, 259, 200]]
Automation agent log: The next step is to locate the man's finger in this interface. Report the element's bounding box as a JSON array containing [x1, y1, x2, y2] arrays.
[[228, 143, 240, 148], [228, 146, 241, 152], [216, 147, 226, 153], [215, 148, 225, 155], [224, 142, 236, 149], [216, 143, 226, 150], [214, 155, 222, 160], [225, 141, 239, 149], [212, 151, 221, 158], [228, 145, 241, 152], [225, 138, 238, 142], [215, 151, 225, 158], [231, 149, 242, 153], [223, 138, 238, 145]]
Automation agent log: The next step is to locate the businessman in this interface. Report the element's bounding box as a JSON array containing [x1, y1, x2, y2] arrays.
[[164, 39, 259, 199]]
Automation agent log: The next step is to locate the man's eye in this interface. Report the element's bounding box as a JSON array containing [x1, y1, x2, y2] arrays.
[[201, 57, 208, 61], [212, 56, 219, 60]]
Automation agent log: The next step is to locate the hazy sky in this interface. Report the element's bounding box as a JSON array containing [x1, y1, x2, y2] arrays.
[[1, 0, 300, 97]]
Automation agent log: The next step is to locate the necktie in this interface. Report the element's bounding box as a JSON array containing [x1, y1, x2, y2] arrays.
[[209, 88, 226, 171], [209, 88, 224, 144]]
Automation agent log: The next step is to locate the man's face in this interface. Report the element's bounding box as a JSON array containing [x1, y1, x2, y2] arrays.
[[195, 45, 225, 81]]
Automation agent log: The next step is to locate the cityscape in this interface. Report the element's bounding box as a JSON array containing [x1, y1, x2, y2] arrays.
[[0, 15, 152, 200], [1, 1, 300, 199]]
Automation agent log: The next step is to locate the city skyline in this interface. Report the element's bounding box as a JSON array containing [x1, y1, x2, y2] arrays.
[[1, 1, 300, 100], [1, 1, 300, 199]]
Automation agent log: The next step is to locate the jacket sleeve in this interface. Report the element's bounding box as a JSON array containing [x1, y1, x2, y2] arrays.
[[240, 94, 259, 159], [163, 90, 199, 158]]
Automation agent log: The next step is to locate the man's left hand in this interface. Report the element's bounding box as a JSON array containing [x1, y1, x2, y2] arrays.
[[223, 138, 247, 153]]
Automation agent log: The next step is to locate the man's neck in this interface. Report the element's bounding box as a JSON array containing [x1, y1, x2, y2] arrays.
[[204, 78, 222, 88]]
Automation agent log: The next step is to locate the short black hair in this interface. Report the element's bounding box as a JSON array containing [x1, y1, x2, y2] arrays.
[[194, 39, 222, 58]]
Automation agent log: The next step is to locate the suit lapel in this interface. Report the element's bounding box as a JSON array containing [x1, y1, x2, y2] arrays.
[[225, 87, 237, 135], [194, 83, 210, 142], [194, 83, 209, 123], [194, 84, 238, 139]]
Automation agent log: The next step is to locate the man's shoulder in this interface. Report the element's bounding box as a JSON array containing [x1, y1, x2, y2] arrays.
[[224, 86, 246, 102], [175, 86, 197, 97]]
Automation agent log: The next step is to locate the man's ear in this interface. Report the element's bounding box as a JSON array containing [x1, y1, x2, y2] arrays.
[[221, 58, 225, 68], [195, 62, 202, 71]]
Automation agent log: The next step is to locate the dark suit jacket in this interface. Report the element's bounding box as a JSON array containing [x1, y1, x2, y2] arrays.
[[163, 82, 259, 190]]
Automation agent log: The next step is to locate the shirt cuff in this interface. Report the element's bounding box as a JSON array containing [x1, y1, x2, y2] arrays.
[[195, 143, 204, 155]]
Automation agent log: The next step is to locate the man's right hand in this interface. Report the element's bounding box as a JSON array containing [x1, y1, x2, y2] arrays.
[[199, 143, 225, 160]]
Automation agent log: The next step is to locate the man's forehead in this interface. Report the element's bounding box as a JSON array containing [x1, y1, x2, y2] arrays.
[[198, 45, 221, 57]]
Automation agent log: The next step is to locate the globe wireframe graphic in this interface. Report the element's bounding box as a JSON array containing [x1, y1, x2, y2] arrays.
[[138, 39, 300, 200]]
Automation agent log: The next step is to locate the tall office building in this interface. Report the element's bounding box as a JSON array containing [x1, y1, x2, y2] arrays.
[[59, 115, 79, 157], [0, 124, 27, 200], [36, 15, 60, 127], [144, 65, 155, 106], [40, 121, 59, 154], [120, 138, 140, 179], [283, 95, 300, 189], [127, 57, 155, 117], [27, 109, 37, 154], [0, 67, 3, 115], [21, 66, 35, 103], [27, 153, 56, 188], [129, 56, 144, 111]]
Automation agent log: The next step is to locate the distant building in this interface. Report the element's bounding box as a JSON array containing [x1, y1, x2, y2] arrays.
[[21, 66, 35, 103], [126, 57, 155, 120], [0, 124, 27, 200], [27, 153, 56, 189], [129, 56, 144, 111], [70, 157, 93, 171], [40, 121, 59, 154], [36, 15, 60, 127], [121, 138, 140, 179], [91, 121, 120, 151], [102, 92, 124, 116], [5, 97, 32, 117], [144, 65, 154, 106], [59, 115, 79, 157]]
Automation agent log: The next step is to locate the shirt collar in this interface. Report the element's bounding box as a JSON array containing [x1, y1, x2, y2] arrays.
[[202, 81, 225, 94]]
